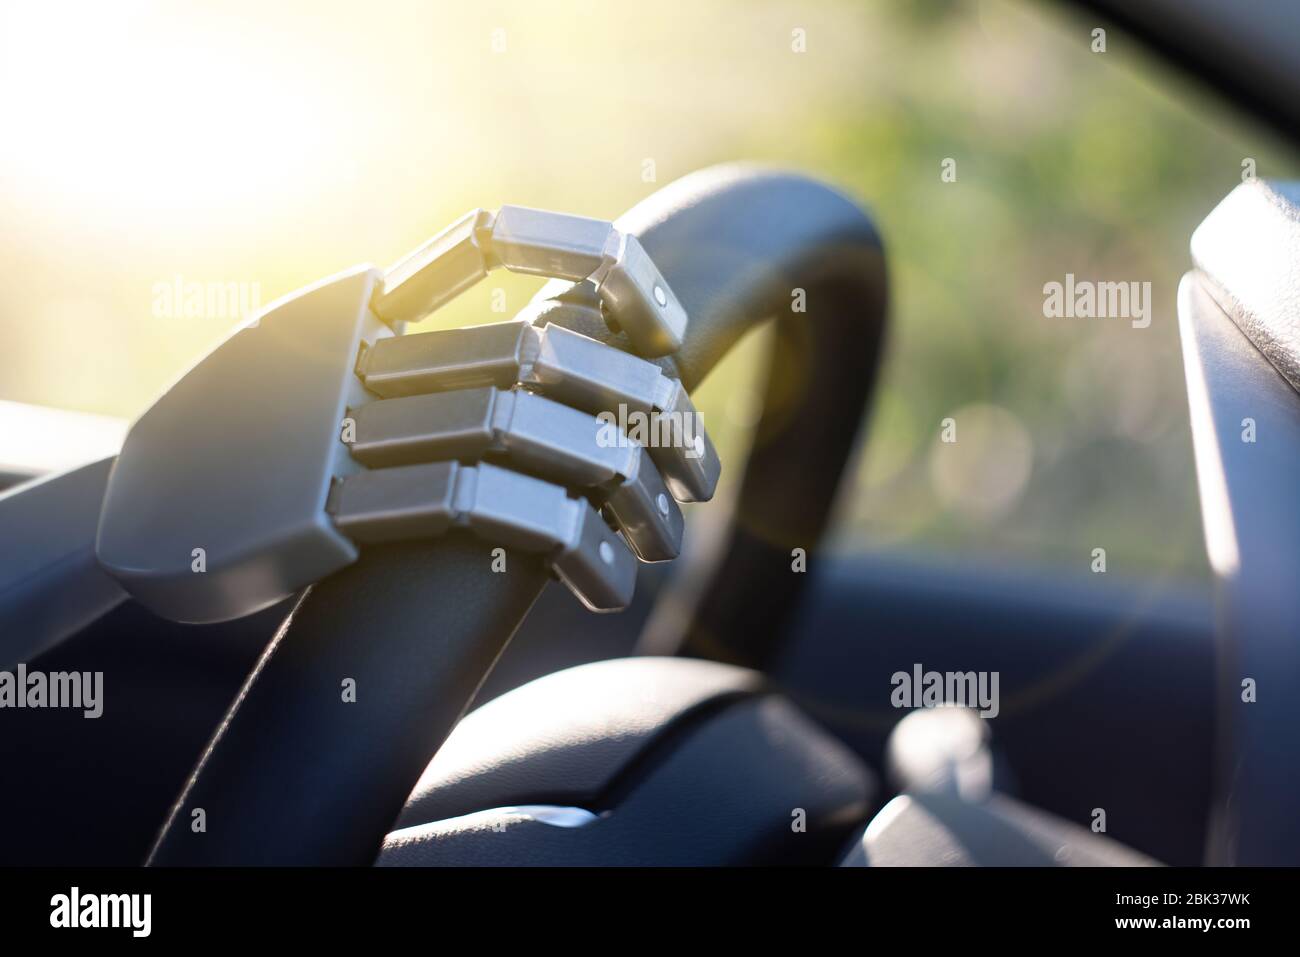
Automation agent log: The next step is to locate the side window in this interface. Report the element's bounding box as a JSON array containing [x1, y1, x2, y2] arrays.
[[694, 1, 1297, 580]]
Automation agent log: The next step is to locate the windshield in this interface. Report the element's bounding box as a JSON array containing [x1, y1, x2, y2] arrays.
[[1, 0, 1294, 581]]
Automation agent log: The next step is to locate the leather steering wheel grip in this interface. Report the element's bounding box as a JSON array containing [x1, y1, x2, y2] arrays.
[[147, 165, 888, 866]]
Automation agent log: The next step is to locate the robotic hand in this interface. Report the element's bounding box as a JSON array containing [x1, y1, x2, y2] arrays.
[[96, 206, 720, 621]]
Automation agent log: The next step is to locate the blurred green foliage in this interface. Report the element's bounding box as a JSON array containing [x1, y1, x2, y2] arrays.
[[686, 0, 1298, 580]]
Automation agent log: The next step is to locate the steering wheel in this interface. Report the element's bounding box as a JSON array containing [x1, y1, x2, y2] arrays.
[[130, 164, 887, 865]]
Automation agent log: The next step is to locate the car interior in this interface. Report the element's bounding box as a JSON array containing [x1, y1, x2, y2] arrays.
[[0, 0, 1297, 869]]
